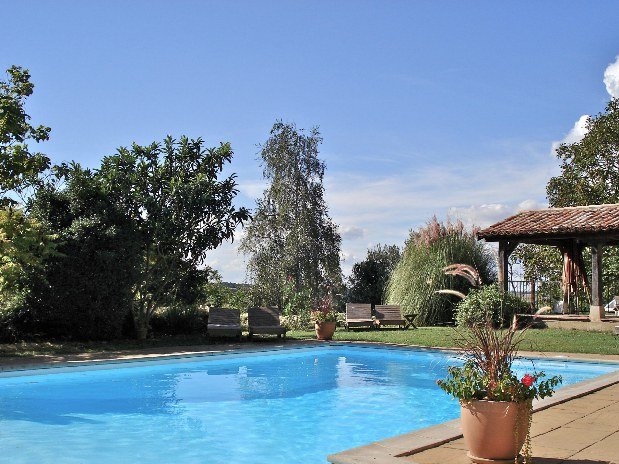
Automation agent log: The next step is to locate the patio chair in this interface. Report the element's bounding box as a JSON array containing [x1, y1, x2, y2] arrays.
[[345, 303, 374, 330], [247, 306, 288, 340], [207, 307, 242, 340], [374, 305, 407, 329], [605, 296, 619, 316]]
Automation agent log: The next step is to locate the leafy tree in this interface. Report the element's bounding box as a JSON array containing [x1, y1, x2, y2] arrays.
[[517, 98, 619, 302], [0, 207, 57, 340], [240, 122, 343, 309], [347, 244, 401, 306], [511, 244, 562, 282], [98, 136, 249, 339], [0, 66, 51, 205], [547, 98, 619, 207], [202, 270, 252, 309], [385, 217, 495, 326], [25, 164, 140, 340]]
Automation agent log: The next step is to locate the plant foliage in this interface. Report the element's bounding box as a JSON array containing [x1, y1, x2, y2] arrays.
[[517, 98, 619, 301], [455, 285, 530, 328], [385, 217, 494, 325], [0, 66, 51, 205], [26, 164, 140, 340], [240, 121, 342, 309], [437, 324, 562, 402], [0, 207, 57, 340], [97, 136, 249, 339], [347, 244, 400, 306]]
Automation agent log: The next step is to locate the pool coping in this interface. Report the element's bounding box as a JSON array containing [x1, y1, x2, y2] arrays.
[[1, 339, 618, 374]]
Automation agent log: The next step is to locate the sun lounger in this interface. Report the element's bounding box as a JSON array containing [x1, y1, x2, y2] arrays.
[[345, 303, 374, 330], [374, 305, 407, 328], [207, 308, 242, 340], [248, 306, 287, 340]]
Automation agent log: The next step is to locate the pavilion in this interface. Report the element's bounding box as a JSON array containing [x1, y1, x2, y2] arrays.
[[477, 204, 619, 322]]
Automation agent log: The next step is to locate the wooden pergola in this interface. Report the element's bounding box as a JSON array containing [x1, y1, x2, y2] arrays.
[[477, 204, 619, 322]]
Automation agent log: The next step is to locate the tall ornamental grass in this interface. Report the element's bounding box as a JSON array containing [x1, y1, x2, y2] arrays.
[[385, 217, 495, 326]]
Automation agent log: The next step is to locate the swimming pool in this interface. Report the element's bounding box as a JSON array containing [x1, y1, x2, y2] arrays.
[[0, 345, 616, 463]]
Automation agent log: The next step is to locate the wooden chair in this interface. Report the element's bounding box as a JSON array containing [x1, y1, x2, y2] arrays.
[[248, 307, 287, 340], [207, 308, 242, 340], [374, 305, 407, 329], [345, 303, 374, 330]]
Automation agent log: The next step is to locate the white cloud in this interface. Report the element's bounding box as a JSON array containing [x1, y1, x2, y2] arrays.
[[324, 154, 554, 278], [551, 114, 589, 155], [448, 200, 546, 230], [516, 199, 545, 211], [238, 180, 266, 199], [340, 225, 365, 240], [549, 54, 619, 157], [604, 55, 619, 98], [448, 203, 513, 229]]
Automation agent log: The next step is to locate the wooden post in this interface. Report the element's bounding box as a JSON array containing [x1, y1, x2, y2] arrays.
[[498, 241, 515, 293], [529, 279, 536, 313], [590, 242, 604, 322]]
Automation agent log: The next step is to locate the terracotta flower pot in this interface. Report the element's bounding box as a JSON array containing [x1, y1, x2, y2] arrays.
[[460, 399, 531, 464], [315, 321, 336, 340]]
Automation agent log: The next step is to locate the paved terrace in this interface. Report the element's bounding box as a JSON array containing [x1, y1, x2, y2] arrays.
[[403, 383, 619, 464]]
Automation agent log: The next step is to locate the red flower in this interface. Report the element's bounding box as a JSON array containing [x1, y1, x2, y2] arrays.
[[521, 374, 534, 387]]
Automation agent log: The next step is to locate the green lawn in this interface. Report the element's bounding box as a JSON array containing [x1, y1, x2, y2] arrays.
[[290, 327, 619, 356], [0, 327, 617, 358]]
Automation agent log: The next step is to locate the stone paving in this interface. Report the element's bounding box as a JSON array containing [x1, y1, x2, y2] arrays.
[[402, 383, 619, 464]]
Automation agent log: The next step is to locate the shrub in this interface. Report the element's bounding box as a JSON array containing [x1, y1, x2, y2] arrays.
[[455, 285, 530, 327], [347, 244, 400, 307], [0, 207, 57, 341], [150, 304, 208, 336], [385, 217, 495, 326], [25, 169, 141, 340]]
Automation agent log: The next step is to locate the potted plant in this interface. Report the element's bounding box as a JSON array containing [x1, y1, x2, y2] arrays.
[[437, 323, 562, 464], [312, 295, 338, 340]]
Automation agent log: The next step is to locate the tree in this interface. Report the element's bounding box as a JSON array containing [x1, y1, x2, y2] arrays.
[[25, 164, 141, 340], [240, 121, 343, 308], [385, 217, 495, 326], [0, 207, 57, 340], [518, 98, 619, 302], [0, 66, 51, 205], [97, 136, 249, 339], [347, 244, 401, 307], [547, 98, 619, 207]]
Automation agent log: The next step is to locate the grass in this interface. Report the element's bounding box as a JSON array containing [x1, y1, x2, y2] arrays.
[[0, 327, 617, 358], [289, 327, 619, 356], [0, 334, 208, 358]]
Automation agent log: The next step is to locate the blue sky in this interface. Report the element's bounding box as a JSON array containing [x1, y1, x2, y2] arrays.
[[3, 1, 619, 281]]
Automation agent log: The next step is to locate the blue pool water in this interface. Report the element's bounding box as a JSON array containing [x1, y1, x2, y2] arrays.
[[0, 345, 616, 463]]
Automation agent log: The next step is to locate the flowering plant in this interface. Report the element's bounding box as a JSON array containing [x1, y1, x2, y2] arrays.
[[438, 361, 562, 402], [437, 323, 562, 402], [312, 294, 338, 323]]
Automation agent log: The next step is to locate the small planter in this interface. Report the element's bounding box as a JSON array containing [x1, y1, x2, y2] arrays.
[[315, 321, 336, 340], [460, 399, 531, 463]]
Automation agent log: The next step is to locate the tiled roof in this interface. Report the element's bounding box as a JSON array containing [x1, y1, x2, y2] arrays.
[[477, 204, 619, 241]]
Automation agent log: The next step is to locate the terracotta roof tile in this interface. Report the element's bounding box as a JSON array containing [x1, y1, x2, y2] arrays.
[[477, 204, 619, 241]]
